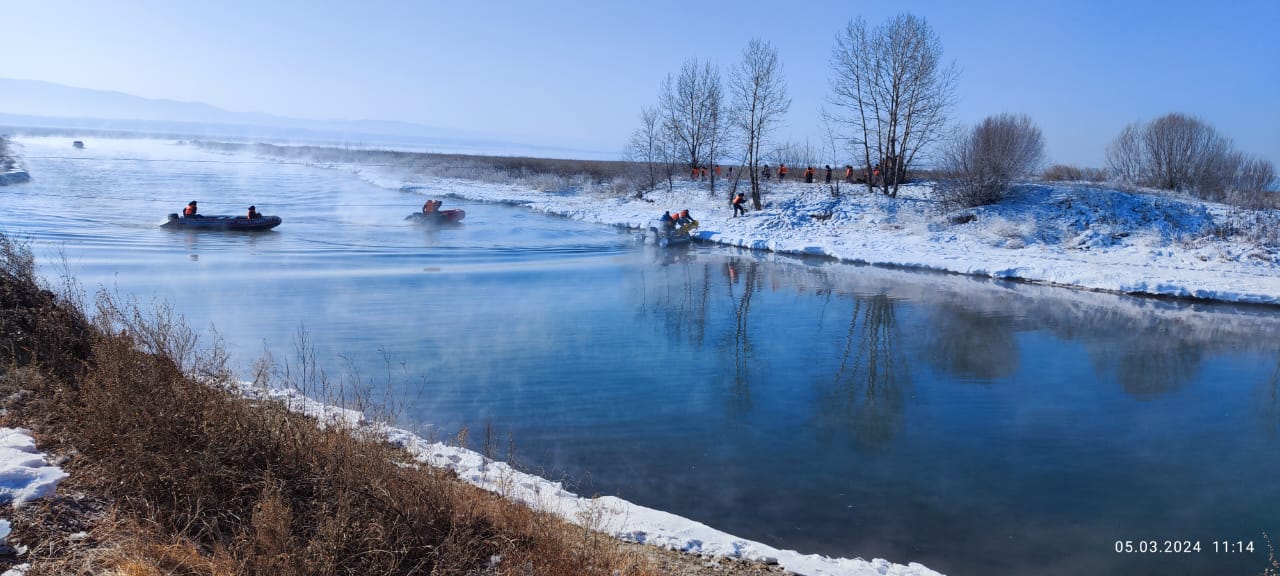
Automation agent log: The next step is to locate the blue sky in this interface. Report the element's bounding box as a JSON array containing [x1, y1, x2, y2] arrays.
[[2, 0, 1277, 167]]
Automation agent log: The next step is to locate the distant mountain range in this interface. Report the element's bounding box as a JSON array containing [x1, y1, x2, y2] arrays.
[[0, 78, 609, 159]]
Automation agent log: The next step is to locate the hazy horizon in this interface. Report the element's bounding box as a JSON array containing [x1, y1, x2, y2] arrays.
[[1, 0, 1277, 168]]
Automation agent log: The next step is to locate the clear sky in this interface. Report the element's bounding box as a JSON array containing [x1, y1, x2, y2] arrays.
[[2, 0, 1277, 167]]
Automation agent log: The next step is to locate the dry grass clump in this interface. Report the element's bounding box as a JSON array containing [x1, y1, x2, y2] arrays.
[[1041, 164, 1107, 182], [0, 231, 654, 576]]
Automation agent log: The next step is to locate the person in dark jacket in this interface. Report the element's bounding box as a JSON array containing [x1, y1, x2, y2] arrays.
[[183, 201, 200, 218]]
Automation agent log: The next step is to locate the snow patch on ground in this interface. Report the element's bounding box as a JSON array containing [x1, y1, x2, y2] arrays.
[[0, 427, 68, 567]]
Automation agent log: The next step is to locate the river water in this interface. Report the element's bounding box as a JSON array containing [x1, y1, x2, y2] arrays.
[[4, 136, 1278, 576]]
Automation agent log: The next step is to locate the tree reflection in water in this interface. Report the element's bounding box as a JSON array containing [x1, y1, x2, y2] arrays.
[[820, 292, 910, 450], [921, 304, 1020, 382]]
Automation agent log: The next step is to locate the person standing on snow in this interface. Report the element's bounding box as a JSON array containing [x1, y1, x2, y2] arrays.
[[732, 192, 747, 217]]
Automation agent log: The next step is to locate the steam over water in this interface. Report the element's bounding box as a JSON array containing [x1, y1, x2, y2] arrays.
[[5, 137, 1278, 576]]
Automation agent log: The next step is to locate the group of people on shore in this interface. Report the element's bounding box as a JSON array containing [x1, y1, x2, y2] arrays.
[[693, 158, 902, 187], [690, 165, 734, 181]]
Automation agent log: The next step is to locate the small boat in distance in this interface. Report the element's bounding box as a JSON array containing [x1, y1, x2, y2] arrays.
[[72, 140, 85, 149], [162, 213, 282, 231], [405, 209, 465, 225]]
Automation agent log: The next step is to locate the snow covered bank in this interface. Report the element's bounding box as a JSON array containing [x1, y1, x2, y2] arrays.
[[356, 166, 1280, 306], [0, 427, 68, 561], [236, 383, 942, 576]]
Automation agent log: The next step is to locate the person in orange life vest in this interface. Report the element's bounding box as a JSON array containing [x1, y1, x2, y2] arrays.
[[247, 205, 259, 219], [715, 165, 722, 178], [732, 192, 746, 217], [844, 165, 854, 182], [778, 164, 788, 179], [676, 209, 695, 226], [803, 166, 815, 183], [423, 199, 441, 214], [183, 201, 200, 218], [691, 166, 699, 180]]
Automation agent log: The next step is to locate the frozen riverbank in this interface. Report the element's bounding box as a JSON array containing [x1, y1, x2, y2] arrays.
[[239, 383, 944, 576], [358, 167, 1280, 306]]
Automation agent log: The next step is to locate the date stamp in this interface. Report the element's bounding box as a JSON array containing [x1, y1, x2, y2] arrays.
[[1113, 540, 1257, 554]]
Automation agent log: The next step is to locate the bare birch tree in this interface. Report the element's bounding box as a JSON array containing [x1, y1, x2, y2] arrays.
[[729, 39, 790, 210], [828, 13, 958, 197], [661, 58, 723, 187]]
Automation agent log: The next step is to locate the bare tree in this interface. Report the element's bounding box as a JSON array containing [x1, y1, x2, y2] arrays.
[[1105, 113, 1273, 204], [1105, 122, 1144, 185], [939, 113, 1045, 207], [1142, 113, 1231, 193], [729, 39, 790, 210], [770, 140, 817, 173], [661, 58, 724, 186], [627, 105, 673, 193], [828, 13, 959, 197]]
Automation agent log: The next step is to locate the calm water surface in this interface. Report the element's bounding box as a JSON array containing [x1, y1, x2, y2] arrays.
[[4, 137, 1278, 576]]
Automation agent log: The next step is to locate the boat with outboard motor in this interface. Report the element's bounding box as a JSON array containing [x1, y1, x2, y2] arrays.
[[162, 213, 282, 231], [406, 209, 466, 225], [647, 219, 698, 247]]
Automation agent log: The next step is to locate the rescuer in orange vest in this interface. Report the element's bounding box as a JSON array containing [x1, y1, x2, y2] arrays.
[[732, 192, 746, 217]]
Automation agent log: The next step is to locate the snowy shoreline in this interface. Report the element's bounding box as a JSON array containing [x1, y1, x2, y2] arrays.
[[237, 383, 944, 576], [353, 165, 1280, 307]]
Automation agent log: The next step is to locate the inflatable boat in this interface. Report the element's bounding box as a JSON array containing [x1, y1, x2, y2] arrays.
[[162, 213, 282, 231]]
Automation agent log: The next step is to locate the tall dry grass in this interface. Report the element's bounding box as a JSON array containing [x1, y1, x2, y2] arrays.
[[0, 230, 655, 576]]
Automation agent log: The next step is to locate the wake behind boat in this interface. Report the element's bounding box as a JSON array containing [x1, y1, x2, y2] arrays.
[[162, 213, 283, 231]]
